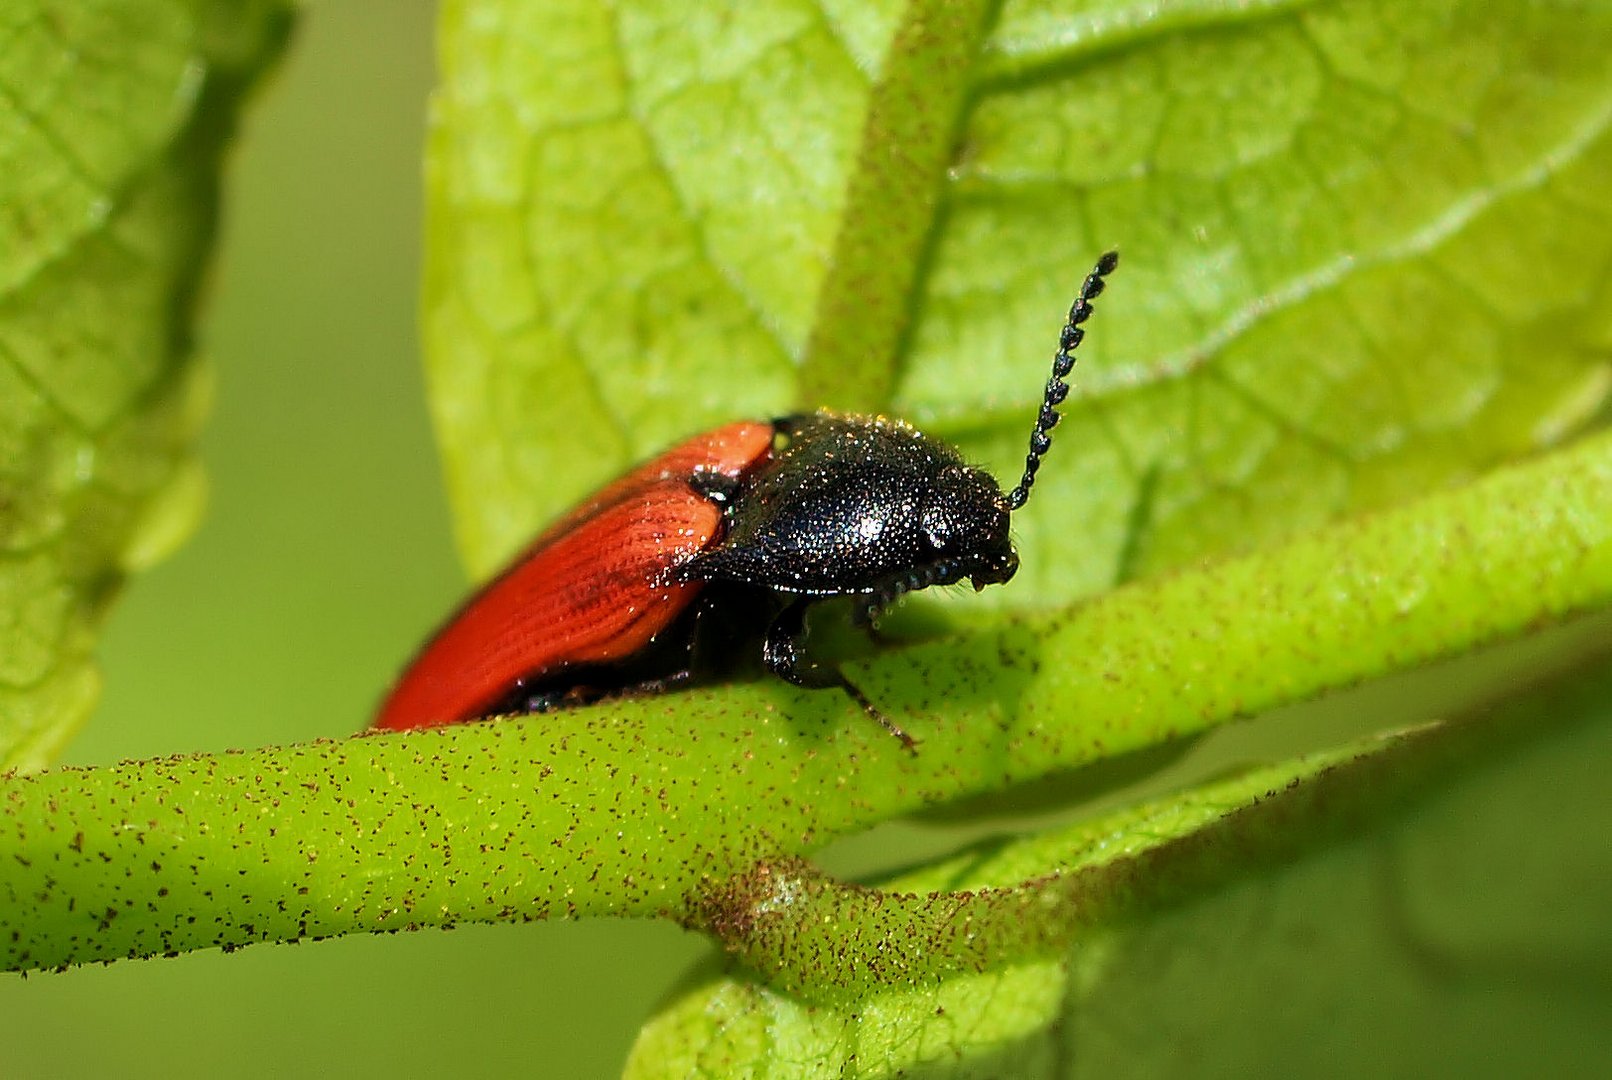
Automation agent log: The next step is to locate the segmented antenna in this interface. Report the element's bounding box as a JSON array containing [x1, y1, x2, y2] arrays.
[[1005, 250, 1119, 511]]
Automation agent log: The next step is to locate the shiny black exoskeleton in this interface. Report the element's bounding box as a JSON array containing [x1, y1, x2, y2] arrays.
[[681, 251, 1119, 747], [682, 413, 1021, 734], [688, 412, 1019, 603]]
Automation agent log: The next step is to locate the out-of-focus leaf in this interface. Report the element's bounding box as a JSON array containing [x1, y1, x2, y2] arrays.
[[0, 0, 291, 768]]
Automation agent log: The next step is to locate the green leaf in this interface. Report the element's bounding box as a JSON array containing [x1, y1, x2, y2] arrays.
[[424, 0, 1612, 597], [627, 657, 1612, 1077], [0, 0, 290, 769]]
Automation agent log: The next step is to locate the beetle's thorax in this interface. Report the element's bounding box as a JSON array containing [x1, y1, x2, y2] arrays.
[[684, 411, 1018, 599]]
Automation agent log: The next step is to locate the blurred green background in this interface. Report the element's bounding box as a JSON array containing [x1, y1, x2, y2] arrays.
[[1, 3, 706, 1076]]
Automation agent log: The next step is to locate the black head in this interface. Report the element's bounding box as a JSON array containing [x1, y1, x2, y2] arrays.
[[918, 460, 1019, 589]]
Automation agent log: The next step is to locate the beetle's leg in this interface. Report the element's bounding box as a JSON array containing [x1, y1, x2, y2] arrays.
[[764, 598, 917, 752], [761, 597, 827, 686], [836, 678, 917, 753], [492, 679, 582, 715], [500, 667, 697, 718], [494, 599, 709, 718]]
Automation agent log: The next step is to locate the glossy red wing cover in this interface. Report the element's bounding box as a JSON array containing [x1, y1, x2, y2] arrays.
[[534, 421, 773, 545], [374, 483, 725, 731]]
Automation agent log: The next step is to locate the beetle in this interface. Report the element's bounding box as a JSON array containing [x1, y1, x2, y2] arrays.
[[374, 251, 1118, 747]]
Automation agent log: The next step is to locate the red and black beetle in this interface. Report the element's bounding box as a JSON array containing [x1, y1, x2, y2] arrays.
[[375, 252, 1118, 747]]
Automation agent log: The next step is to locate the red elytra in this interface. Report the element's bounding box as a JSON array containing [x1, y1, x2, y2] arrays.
[[374, 421, 774, 731]]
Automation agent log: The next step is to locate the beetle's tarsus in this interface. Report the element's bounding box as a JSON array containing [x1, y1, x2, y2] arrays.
[[764, 598, 917, 752], [838, 675, 919, 754]]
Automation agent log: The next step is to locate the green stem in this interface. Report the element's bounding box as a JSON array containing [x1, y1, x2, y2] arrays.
[[692, 651, 1612, 1001], [797, 0, 996, 410], [2, 431, 1609, 972]]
